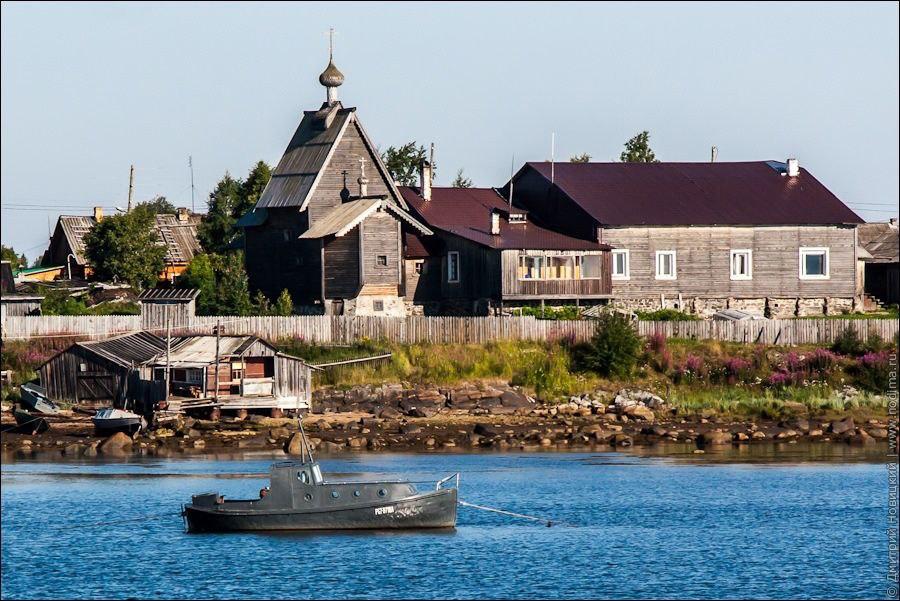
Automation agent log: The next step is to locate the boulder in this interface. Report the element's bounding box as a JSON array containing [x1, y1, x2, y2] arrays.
[[63, 443, 84, 457], [347, 436, 367, 448], [867, 428, 888, 439], [613, 389, 667, 411], [474, 423, 501, 437], [850, 429, 874, 445], [378, 406, 402, 419], [828, 417, 855, 435], [98, 432, 133, 454], [499, 390, 532, 408], [697, 430, 731, 446], [610, 433, 633, 447], [268, 427, 290, 440], [623, 405, 655, 422], [400, 423, 423, 436], [283, 433, 306, 455]]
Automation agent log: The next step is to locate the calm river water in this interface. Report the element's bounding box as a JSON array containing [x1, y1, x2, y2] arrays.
[[0, 447, 893, 600]]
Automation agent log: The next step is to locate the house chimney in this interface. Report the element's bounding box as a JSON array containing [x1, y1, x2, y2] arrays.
[[176, 207, 190, 223], [490, 210, 501, 235], [93, 206, 103, 222], [357, 158, 369, 197], [419, 160, 432, 201], [786, 157, 800, 177]]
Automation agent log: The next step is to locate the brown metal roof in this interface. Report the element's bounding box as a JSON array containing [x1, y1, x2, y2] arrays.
[[138, 288, 200, 302], [515, 161, 864, 227], [400, 187, 606, 251], [858, 221, 899, 263]]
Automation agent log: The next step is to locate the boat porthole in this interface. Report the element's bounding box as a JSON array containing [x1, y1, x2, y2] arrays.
[[378, 488, 387, 497], [304, 493, 312, 502], [353, 490, 361, 497], [299, 471, 309, 484], [331, 490, 340, 499]]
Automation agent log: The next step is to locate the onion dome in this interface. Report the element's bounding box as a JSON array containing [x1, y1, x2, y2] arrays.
[[319, 60, 344, 89]]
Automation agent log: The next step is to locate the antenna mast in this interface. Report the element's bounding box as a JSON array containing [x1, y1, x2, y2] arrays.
[[550, 133, 555, 184], [508, 154, 515, 209], [189, 156, 195, 212], [127, 165, 135, 213]]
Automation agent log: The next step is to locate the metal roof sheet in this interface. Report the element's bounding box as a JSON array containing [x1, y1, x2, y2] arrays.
[[77, 332, 168, 368], [400, 187, 605, 250], [515, 161, 864, 227], [138, 288, 200, 302], [858, 221, 899, 263], [161, 335, 269, 365]]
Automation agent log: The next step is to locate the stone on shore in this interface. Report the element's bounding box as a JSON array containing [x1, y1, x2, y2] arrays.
[[697, 430, 731, 446], [284, 432, 306, 455], [98, 432, 133, 454], [829, 417, 855, 435]]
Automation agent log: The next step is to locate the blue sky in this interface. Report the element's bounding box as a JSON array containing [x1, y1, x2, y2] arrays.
[[2, 1, 898, 262]]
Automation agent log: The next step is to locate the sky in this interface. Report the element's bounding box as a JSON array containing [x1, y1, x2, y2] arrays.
[[2, 1, 898, 263]]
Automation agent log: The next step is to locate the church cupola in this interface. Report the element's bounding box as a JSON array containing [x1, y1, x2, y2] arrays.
[[319, 28, 344, 104]]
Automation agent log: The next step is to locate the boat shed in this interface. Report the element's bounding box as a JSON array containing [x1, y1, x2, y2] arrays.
[[38, 331, 168, 410]]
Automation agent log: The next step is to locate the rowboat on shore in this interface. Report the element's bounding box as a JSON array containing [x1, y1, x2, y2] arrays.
[[19, 382, 60, 415], [13, 408, 50, 435], [182, 425, 458, 533], [92, 407, 147, 434]]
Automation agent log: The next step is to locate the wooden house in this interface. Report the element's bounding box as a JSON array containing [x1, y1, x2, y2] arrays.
[[40, 207, 202, 282], [0, 261, 44, 318], [858, 219, 899, 306], [400, 178, 611, 315], [504, 160, 865, 317], [239, 53, 431, 316]]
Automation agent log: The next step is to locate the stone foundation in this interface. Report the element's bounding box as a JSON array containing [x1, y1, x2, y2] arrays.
[[345, 295, 406, 317], [610, 296, 858, 319]]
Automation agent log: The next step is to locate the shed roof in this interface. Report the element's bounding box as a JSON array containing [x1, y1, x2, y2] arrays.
[[155, 214, 203, 264], [400, 187, 606, 251], [858, 221, 899, 263], [138, 288, 200, 302], [299, 198, 432, 239], [512, 161, 864, 227], [160, 335, 273, 366], [76, 332, 168, 368]]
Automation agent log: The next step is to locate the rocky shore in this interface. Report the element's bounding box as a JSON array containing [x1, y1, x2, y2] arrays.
[[1, 383, 894, 460]]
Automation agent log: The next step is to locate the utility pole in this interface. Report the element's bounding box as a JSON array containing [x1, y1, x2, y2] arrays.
[[214, 321, 221, 401], [550, 132, 555, 184], [127, 164, 135, 213], [188, 156, 195, 213], [165, 305, 171, 401]]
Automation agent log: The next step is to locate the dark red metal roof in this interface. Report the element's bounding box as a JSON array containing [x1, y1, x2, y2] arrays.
[[400, 187, 605, 250], [523, 161, 864, 226]]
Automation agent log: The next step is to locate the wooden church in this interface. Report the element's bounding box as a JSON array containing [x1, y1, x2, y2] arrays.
[[239, 43, 431, 316]]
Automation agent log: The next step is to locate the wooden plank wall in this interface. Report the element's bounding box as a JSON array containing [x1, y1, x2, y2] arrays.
[[4, 314, 897, 347]]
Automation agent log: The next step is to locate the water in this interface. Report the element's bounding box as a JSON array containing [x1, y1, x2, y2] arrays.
[[1, 449, 893, 600]]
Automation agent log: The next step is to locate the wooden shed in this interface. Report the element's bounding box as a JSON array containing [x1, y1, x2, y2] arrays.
[[38, 331, 167, 411], [138, 288, 199, 329]]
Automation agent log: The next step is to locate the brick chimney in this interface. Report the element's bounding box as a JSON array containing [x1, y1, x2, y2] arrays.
[[176, 207, 190, 222], [786, 158, 800, 177], [490, 209, 501, 235], [93, 206, 103, 222], [419, 160, 432, 201]]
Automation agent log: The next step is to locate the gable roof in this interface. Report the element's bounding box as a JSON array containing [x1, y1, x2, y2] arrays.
[[400, 186, 606, 251], [54, 216, 96, 265], [299, 198, 432, 239], [858, 221, 899, 263], [75, 331, 168, 368], [514, 161, 864, 227], [255, 104, 407, 211]]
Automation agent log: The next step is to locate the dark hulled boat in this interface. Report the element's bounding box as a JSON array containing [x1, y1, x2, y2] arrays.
[[182, 428, 458, 532]]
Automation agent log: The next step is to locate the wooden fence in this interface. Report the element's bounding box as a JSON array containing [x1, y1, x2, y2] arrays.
[[1, 314, 897, 346]]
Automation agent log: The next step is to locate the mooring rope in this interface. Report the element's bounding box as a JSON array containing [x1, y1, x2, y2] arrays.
[[458, 500, 558, 527]]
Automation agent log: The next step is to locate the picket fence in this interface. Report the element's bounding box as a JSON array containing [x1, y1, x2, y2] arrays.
[[1, 314, 897, 347]]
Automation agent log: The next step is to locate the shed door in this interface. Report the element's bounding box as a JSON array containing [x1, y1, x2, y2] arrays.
[[76, 371, 117, 401]]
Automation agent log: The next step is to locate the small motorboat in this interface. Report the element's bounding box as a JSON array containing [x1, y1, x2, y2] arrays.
[[19, 382, 60, 415], [182, 426, 458, 532], [13, 408, 50, 435], [92, 407, 147, 434]]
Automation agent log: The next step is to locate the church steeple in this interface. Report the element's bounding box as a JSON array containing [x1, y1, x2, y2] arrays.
[[318, 27, 344, 105]]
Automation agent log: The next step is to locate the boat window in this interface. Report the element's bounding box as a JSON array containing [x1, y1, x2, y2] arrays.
[[378, 488, 387, 497], [331, 490, 340, 499], [353, 490, 361, 497], [298, 471, 309, 484], [304, 493, 312, 502]]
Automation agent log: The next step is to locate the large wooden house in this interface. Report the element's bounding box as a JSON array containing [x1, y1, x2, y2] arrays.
[[240, 53, 431, 316], [504, 160, 866, 317]]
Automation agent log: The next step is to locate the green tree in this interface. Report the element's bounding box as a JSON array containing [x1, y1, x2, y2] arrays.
[[273, 288, 294, 316], [451, 169, 473, 188], [582, 313, 642, 377], [213, 251, 253, 315], [240, 161, 272, 208], [381, 142, 431, 186], [570, 153, 592, 163], [0, 245, 27, 268], [253, 290, 271, 315], [83, 205, 166, 290], [178, 253, 217, 314], [138, 195, 176, 214], [619, 131, 659, 163], [198, 173, 243, 254]]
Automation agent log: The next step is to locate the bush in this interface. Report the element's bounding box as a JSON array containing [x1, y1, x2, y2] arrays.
[[512, 305, 581, 320], [581, 313, 642, 377], [674, 354, 706, 383], [831, 327, 884, 356], [636, 308, 699, 321], [854, 351, 892, 392]]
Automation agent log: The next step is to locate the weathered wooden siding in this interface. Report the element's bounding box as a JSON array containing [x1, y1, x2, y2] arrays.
[[440, 235, 501, 301], [404, 258, 442, 302], [5, 314, 897, 346], [0, 300, 42, 317], [360, 209, 400, 292], [323, 225, 360, 299], [500, 249, 612, 299], [139, 300, 195, 329], [600, 225, 857, 298], [244, 208, 322, 303], [306, 122, 393, 225], [38, 346, 129, 404], [274, 355, 312, 408]]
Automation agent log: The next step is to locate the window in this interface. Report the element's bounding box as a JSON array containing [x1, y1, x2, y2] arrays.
[[730, 249, 753, 280], [376, 255, 388, 267], [414, 260, 424, 275], [655, 251, 676, 280], [611, 250, 630, 280], [581, 254, 603, 279], [298, 471, 310, 484], [373, 300, 384, 312], [546, 256, 574, 279], [799, 247, 829, 279], [509, 212, 527, 224], [518, 255, 543, 279], [447, 251, 460, 283]]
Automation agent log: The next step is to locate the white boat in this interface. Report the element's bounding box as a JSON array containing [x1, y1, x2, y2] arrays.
[[20, 382, 61, 415], [92, 407, 147, 434]]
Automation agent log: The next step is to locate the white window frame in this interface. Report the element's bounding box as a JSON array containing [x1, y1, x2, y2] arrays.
[[799, 247, 830, 280], [655, 250, 677, 280], [729, 249, 753, 281], [447, 251, 460, 283], [611, 249, 630, 280]]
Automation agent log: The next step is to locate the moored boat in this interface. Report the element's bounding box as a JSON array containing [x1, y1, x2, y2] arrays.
[[19, 382, 60, 415], [13, 408, 50, 434], [182, 427, 458, 532], [92, 407, 146, 434]]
